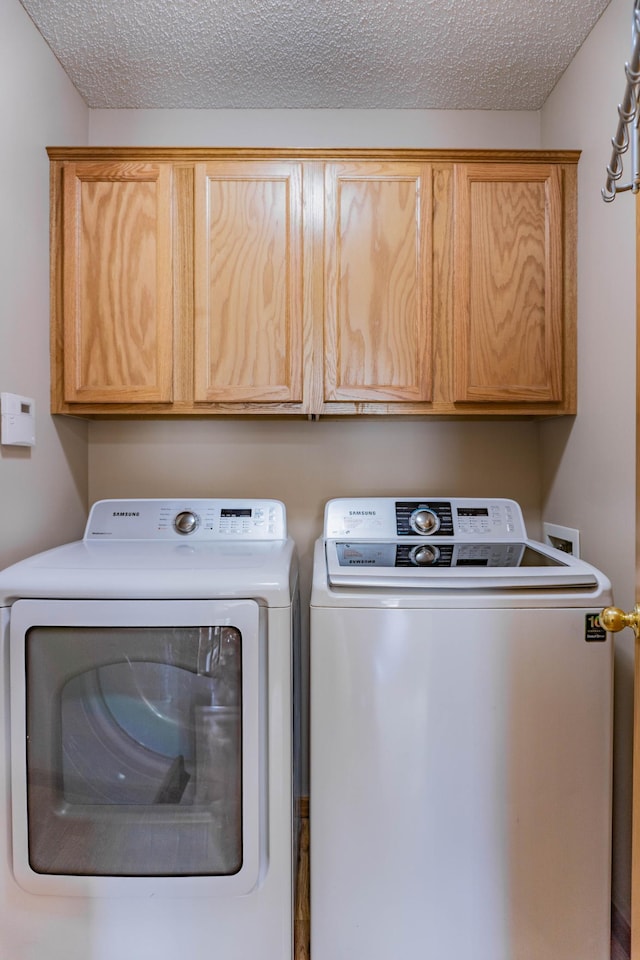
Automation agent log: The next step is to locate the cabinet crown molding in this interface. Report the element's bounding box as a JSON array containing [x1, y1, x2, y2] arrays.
[[46, 146, 581, 164]]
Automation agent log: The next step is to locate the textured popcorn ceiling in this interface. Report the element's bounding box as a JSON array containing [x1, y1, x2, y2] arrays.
[[19, 0, 613, 110]]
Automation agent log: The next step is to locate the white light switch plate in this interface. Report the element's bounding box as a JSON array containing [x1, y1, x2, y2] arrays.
[[1, 393, 35, 447]]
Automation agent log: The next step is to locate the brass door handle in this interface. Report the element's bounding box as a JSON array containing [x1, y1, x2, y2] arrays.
[[599, 604, 640, 636]]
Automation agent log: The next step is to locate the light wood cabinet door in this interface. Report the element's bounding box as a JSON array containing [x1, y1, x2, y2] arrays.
[[193, 161, 305, 404], [61, 161, 173, 404], [452, 163, 564, 404], [323, 161, 433, 405]]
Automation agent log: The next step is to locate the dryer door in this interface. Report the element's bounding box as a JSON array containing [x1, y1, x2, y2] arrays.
[[9, 598, 262, 897]]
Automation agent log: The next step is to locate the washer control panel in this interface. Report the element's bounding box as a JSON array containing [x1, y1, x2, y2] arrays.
[[324, 497, 526, 540], [85, 499, 287, 540]]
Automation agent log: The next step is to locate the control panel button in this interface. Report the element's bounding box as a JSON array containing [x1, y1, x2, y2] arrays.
[[174, 511, 199, 535], [409, 508, 440, 536]]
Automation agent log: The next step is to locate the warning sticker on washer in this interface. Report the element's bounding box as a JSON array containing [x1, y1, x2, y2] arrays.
[[585, 613, 607, 642]]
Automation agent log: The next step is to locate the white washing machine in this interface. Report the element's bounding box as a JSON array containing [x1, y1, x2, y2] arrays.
[[310, 497, 613, 960], [0, 498, 299, 960]]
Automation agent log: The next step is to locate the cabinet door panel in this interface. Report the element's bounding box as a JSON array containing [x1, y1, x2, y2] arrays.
[[453, 164, 563, 403], [324, 162, 433, 403], [62, 162, 173, 403], [194, 162, 303, 403]]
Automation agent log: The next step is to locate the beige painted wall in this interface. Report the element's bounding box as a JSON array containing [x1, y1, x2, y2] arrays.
[[88, 416, 544, 598], [89, 106, 540, 148], [0, 0, 89, 568], [540, 0, 636, 921]]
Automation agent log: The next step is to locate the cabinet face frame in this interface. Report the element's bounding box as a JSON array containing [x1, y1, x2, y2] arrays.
[[59, 161, 174, 405], [452, 163, 564, 404]]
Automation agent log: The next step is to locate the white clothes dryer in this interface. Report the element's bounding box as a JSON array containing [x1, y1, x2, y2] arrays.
[[0, 499, 299, 960], [310, 497, 613, 960]]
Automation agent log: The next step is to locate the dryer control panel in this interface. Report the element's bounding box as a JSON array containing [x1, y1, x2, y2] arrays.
[[85, 499, 287, 540], [324, 498, 526, 540]]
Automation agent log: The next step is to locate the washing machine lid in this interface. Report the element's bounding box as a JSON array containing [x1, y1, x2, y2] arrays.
[[0, 499, 297, 606], [321, 497, 600, 591], [324, 538, 599, 590]]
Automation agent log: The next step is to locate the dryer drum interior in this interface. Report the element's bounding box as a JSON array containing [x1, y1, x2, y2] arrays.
[[25, 624, 243, 878]]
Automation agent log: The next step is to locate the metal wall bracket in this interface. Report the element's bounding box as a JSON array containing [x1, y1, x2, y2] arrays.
[[602, 0, 640, 202]]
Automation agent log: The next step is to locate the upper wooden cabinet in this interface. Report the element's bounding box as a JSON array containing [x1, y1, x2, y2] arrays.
[[49, 148, 578, 417]]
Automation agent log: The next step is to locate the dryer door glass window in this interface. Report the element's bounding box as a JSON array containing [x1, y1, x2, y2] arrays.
[[24, 624, 244, 877]]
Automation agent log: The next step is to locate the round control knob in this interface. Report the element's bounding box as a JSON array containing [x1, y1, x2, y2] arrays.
[[174, 511, 199, 535], [409, 508, 440, 535], [409, 544, 440, 566]]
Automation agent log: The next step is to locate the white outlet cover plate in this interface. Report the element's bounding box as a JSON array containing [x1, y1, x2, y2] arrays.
[[543, 521, 580, 558]]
